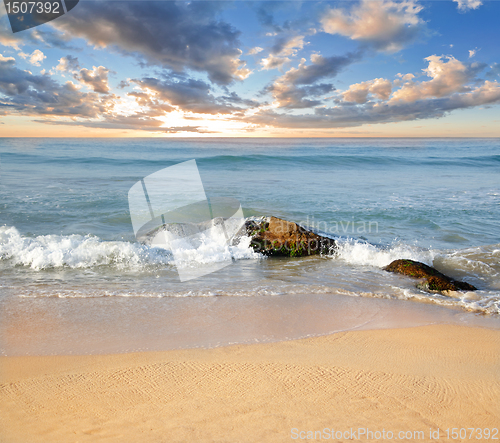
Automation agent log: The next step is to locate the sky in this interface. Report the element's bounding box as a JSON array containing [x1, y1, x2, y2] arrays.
[[0, 0, 499, 137]]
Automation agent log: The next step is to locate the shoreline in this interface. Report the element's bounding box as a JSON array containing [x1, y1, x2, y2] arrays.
[[1, 324, 499, 442], [2, 291, 500, 357]]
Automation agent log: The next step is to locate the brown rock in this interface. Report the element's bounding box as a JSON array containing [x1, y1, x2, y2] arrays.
[[384, 259, 477, 294], [245, 216, 336, 257]]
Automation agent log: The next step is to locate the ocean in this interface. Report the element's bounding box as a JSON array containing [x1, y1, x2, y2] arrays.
[[1, 138, 499, 355]]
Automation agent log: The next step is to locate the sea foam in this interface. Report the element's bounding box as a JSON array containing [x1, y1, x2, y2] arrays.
[[0, 225, 258, 270]]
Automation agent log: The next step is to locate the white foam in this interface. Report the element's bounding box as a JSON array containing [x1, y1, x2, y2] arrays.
[[0, 226, 259, 270], [0, 226, 172, 270], [333, 237, 435, 268], [155, 223, 260, 269]]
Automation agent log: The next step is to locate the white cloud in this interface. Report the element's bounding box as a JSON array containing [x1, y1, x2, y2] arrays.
[[261, 54, 291, 70], [343, 78, 392, 103], [0, 54, 15, 62], [276, 35, 305, 57], [468, 48, 480, 58], [453, 0, 482, 12], [321, 0, 424, 53], [78, 66, 111, 94], [397, 73, 416, 81], [56, 55, 80, 72], [453, 80, 500, 106], [248, 47, 264, 55], [390, 55, 480, 103], [260, 35, 306, 71], [19, 49, 46, 66]]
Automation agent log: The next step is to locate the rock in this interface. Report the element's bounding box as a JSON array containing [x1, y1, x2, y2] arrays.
[[244, 216, 336, 257], [384, 259, 477, 294]]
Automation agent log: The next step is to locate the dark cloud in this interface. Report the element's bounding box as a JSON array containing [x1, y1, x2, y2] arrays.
[[131, 77, 258, 114], [486, 63, 500, 79], [55, 55, 80, 73], [117, 80, 130, 89], [52, 1, 249, 85], [286, 52, 362, 86], [163, 126, 218, 134], [264, 51, 361, 108], [270, 35, 298, 56], [78, 66, 110, 94], [249, 80, 500, 128], [255, 3, 284, 33], [0, 57, 113, 117], [266, 82, 335, 109], [0, 56, 258, 132], [219, 91, 260, 107], [35, 113, 166, 131]]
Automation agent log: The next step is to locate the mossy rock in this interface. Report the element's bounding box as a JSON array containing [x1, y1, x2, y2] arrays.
[[384, 259, 476, 295], [246, 216, 335, 257]]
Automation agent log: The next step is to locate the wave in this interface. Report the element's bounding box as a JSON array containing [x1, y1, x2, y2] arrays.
[[2, 225, 498, 314], [333, 237, 499, 282], [199, 153, 500, 169], [0, 226, 259, 270], [334, 238, 435, 268]]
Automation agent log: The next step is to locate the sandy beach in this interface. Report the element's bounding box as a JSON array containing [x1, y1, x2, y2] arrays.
[[1, 324, 499, 443]]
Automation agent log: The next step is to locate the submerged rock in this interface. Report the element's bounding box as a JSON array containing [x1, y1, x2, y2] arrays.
[[244, 216, 336, 257], [384, 259, 477, 294]]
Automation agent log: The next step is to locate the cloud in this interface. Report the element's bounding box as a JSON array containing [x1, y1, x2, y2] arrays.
[[468, 48, 480, 59], [260, 35, 305, 70], [34, 114, 167, 132], [0, 7, 79, 52], [163, 126, 218, 134], [0, 9, 23, 50], [343, 78, 392, 103], [131, 76, 256, 115], [78, 66, 110, 94], [29, 49, 46, 66], [52, 2, 250, 85], [19, 49, 46, 66], [260, 54, 292, 71], [117, 80, 130, 89], [486, 63, 500, 79], [264, 51, 361, 108], [248, 47, 264, 55], [0, 56, 115, 118], [390, 55, 486, 103], [453, 0, 482, 11], [270, 35, 306, 57], [0, 54, 15, 62], [248, 80, 500, 129], [255, 3, 285, 33], [321, 0, 425, 53], [55, 55, 80, 73], [0, 49, 256, 131], [248, 55, 500, 129], [284, 52, 362, 86]]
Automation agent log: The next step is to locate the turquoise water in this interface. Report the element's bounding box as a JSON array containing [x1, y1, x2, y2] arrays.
[[1, 138, 499, 354]]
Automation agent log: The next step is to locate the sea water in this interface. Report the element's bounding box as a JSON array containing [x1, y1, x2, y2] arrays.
[[1, 138, 499, 355]]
